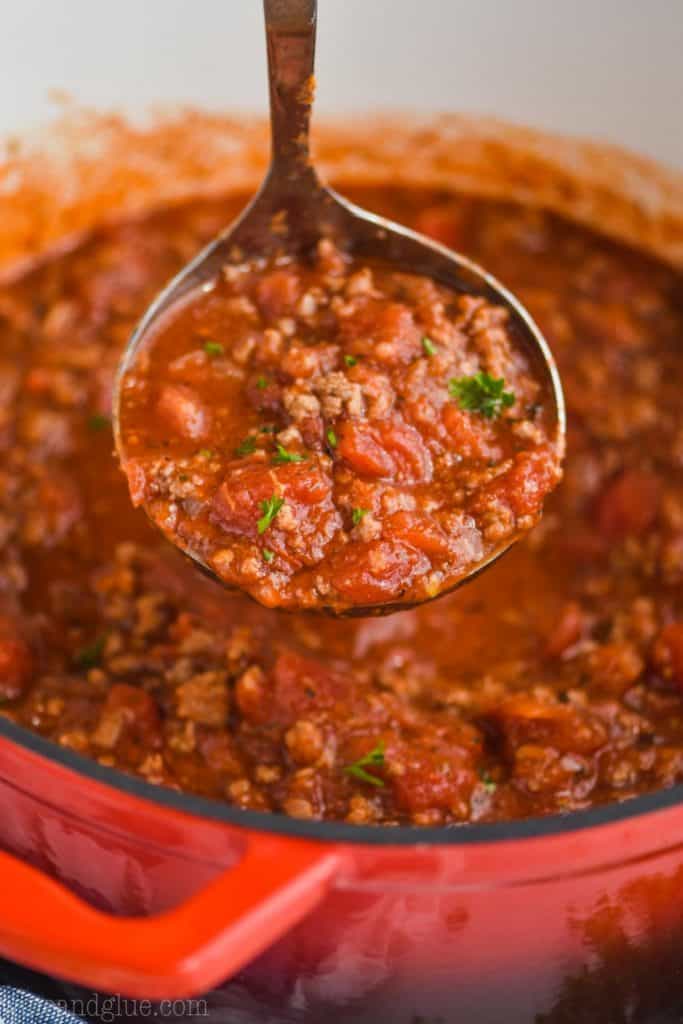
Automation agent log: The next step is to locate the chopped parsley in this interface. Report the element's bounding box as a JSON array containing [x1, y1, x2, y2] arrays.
[[260, 424, 276, 434], [344, 354, 358, 367], [262, 549, 275, 563], [87, 413, 110, 433], [478, 768, 497, 794], [198, 448, 213, 459], [352, 507, 369, 526], [73, 635, 106, 670], [326, 427, 338, 449], [344, 741, 385, 787], [257, 495, 284, 534], [421, 336, 437, 357], [235, 436, 257, 457], [448, 371, 515, 419], [272, 444, 307, 465], [256, 376, 269, 390], [203, 340, 224, 357]]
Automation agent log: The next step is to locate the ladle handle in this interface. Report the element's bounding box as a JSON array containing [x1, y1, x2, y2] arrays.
[[263, 0, 318, 177]]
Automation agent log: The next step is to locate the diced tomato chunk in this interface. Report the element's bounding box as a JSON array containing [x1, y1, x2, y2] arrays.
[[596, 469, 660, 540], [330, 540, 430, 605], [339, 300, 422, 365], [475, 446, 560, 519], [545, 601, 587, 658], [255, 269, 301, 318], [211, 460, 331, 537], [338, 419, 432, 483], [387, 511, 451, 557], [156, 384, 210, 441], [272, 651, 349, 720], [442, 404, 500, 460], [338, 421, 394, 478]]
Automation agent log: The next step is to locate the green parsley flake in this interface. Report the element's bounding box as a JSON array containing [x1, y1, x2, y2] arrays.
[[256, 376, 269, 390], [421, 336, 437, 357], [262, 549, 275, 563], [326, 428, 338, 448], [73, 635, 106, 670], [479, 768, 497, 794], [272, 444, 307, 465], [260, 424, 276, 434], [87, 413, 110, 433], [257, 495, 284, 534], [448, 371, 515, 419], [345, 741, 386, 787], [344, 354, 358, 367], [352, 507, 369, 526], [203, 341, 224, 357], [198, 448, 213, 459], [235, 436, 257, 457]]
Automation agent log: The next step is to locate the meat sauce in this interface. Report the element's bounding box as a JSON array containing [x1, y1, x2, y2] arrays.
[[1, 187, 682, 826], [117, 243, 561, 612]]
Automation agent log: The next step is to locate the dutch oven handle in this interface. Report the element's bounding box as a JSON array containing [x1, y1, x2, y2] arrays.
[[0, 834, 343, 999]]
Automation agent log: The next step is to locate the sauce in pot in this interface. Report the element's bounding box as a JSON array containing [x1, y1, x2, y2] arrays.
[[1, 187, 682, 826]]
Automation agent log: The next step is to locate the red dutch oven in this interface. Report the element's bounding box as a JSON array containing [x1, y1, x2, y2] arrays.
[[1, 113, 682, 1023], [2, 714, 683, 1022]]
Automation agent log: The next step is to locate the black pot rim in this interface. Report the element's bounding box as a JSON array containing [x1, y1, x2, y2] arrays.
[[3, 715, 682, 847]]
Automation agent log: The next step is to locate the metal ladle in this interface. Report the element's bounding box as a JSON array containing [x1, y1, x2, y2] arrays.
[[114, 0, 565, 617]]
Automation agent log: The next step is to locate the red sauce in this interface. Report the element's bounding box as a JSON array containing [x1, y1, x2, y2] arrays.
[[117, 242, 561, 612], [0, 188, 682, 826]]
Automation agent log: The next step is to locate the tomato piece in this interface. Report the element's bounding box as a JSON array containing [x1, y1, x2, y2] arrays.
[[596, 469, 660, 539], [156, 384, 210, 441], [387, 511, 451, 557], [255, 269, 301, 319], [545, 601, 587, 658], [211, 460, 331, 538], [338, 419, 432, 483], [330, 540, 430, 605], [442, 404, 500, 460]]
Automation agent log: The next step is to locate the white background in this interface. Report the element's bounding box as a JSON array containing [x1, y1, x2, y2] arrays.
[[1, 0, 681, 169]]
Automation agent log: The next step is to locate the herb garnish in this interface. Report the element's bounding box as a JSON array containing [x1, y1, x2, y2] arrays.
[[73, 635, 106, 670], [326, 428, 338, 448], [256, 376, 269, 390], [272, 444, 307, 465], [87, 413, 110, 433], [257, 495, 284, 534], [260, 424, 276, 434], [448, 372, 515, 419], [478, 768, 497, 794], [198, 448, 213, 459], [235, 436, 257, 457], [344, 354, 358, 367], [352, 507, 369, 526], [422, 336, 437, 357], [203, 341, 224, 357], [345, 741, 386, 787], [262, 549, 275, 563]]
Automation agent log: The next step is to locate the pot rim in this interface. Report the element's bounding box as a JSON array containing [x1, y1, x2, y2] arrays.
[[3, 714, 682, 847]]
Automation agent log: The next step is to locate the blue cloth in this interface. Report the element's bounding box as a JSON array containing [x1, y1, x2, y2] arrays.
[[0, 986, 82, 1023]]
